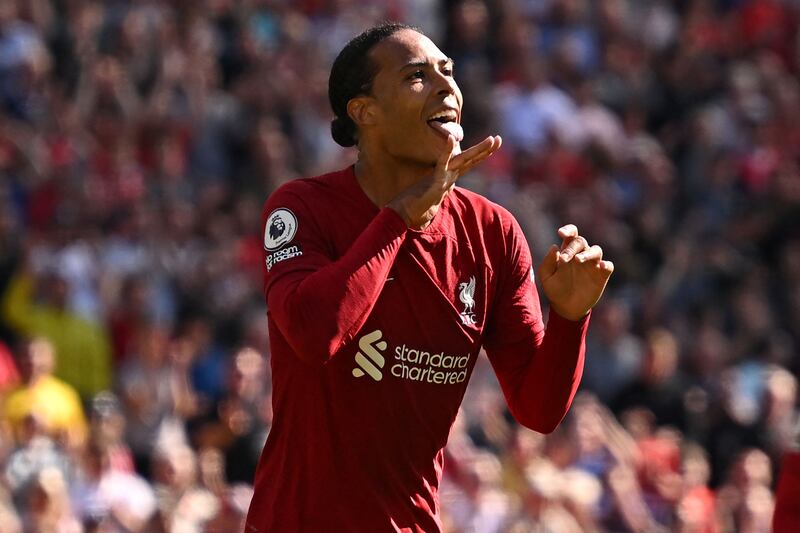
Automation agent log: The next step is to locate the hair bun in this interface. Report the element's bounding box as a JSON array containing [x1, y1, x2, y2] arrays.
[[331, 116, 356, 147]]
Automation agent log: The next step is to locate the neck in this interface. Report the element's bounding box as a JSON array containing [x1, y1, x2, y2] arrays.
[[25, 373, 45, 386], [353, 146, 433, 208]]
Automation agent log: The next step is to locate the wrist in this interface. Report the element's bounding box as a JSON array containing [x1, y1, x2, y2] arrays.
[[550, 304, 590, 322], [386, 199, 412, 228]]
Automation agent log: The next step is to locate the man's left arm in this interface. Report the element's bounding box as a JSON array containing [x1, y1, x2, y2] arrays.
[[484, 219, 612, 434]]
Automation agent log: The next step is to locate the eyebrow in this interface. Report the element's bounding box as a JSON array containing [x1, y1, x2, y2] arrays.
[[400, 58, 455, 71]]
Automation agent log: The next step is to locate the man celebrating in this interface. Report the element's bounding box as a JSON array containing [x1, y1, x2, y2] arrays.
[[246, 22, 613, 532]]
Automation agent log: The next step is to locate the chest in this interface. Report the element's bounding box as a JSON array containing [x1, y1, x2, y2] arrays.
[[307, 207, 501, 433], [330, 205, 496, 332], [384, 232, 493, 338]]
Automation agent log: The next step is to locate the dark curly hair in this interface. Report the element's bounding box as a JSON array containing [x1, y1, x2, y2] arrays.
[[328, 22, 419, 147]]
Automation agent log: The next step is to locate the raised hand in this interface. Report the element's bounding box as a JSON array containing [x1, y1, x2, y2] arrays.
[[388, 135, 502, 229], [538, 224, 613, 321]]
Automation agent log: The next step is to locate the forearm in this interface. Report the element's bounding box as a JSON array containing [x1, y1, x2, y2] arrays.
[[268, 207, 407, 364], [488, 310, 590, 433]]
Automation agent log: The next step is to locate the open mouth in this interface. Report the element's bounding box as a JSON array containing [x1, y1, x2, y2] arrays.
[[427, 109, 464, 142]]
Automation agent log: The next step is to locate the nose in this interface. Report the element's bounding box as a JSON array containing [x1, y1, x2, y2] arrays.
[[434, 70, 458, 97]]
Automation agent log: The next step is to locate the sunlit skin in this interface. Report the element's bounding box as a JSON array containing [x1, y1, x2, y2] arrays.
[[348, 29, 500, 222], [348, 29, 613, 320]]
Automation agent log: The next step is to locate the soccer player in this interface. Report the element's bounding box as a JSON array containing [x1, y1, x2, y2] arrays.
[[246, 22, 614, 532]]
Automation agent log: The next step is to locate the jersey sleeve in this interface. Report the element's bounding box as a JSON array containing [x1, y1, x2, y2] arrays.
[[262, 183, 408, 365], [483, 213, 590, 433]]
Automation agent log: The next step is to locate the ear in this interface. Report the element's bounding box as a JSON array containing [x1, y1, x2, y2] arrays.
[[347, 96, 379, 128]]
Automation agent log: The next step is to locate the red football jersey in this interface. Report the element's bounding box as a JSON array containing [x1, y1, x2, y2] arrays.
[[246, 166, 589, 532]]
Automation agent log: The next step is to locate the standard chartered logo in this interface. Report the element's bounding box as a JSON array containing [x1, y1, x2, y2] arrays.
[[352, 330, 470, 385], [351, 330, 387, 381]]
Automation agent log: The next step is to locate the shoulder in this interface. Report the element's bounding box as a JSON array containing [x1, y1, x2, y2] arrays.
[[261, 168, 356, 254], [4, 386, 26, 407], [42, 375, 79, 396], [265, 167, 353, 208], [261, 168, 354, 232]]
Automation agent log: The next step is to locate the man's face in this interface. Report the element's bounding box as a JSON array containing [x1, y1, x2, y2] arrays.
[[364, 29, 463, 165]]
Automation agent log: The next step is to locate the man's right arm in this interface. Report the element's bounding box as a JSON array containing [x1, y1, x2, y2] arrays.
[[263, 186, 407, 365], [268, 135, 502, 364]]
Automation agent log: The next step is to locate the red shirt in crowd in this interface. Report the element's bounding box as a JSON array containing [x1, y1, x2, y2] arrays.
[[245, 166, 589, 532], [774, 451, 800, 533]]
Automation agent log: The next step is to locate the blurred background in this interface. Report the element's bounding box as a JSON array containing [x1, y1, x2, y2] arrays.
[[0, 0, 797, 531]]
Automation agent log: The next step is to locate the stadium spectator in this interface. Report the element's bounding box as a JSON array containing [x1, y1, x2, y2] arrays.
[[87, 391, 135, 475], [0, 266, 112, 399], [69, 441, 156, 532], [117, 323, 197, 477], [150, 443, 219, 532], [4, 414, 72, 510], [3, 337, 87, 448], [0, 340, 20, 392], [23, 467, 82, 533]]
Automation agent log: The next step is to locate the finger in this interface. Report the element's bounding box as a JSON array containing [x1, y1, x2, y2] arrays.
[[538, 244, 559, 280], [454, 135, 496, 160], [559, 236, 588, 263], [449, 142, 495, 172], [435, 135, 458, 186], [599, 260, 615, 273], [450, 139, 502, 175], [558, 224, 579, 240], [449, 136, 499, 170], [436, 135, 457, 172], [576, 245, 603, 263], [452, 143, 501, 175]]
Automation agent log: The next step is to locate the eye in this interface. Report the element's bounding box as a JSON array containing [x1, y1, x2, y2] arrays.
[[409, 70, 425, 80], [442, 66, 454, 77]]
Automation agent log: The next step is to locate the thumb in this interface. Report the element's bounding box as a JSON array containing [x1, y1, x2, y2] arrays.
[[435, 135, 457, 180], [538, 244, 559, 281]]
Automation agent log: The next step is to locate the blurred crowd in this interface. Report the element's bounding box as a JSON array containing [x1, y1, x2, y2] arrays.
[[0, 0, 797, 531]]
